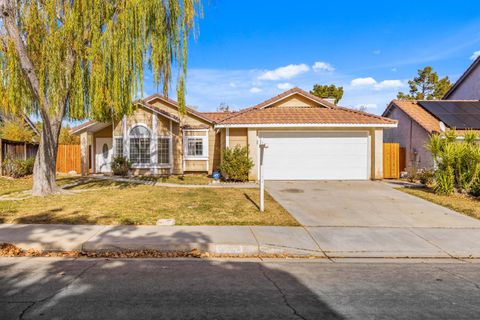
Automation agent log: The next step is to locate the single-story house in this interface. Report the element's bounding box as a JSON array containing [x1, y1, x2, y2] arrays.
[[72, 87, 397, 180], [383, 99, 480, 170]]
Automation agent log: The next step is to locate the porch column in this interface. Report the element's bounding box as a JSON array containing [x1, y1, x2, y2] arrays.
[[80, 131, 90, 176], [122, 115, 128, 158], [151, 114, 158, 175], [371, 128, 383, 179]]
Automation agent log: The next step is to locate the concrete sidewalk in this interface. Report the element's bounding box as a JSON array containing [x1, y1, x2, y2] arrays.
[[1, 223, 480, 258]]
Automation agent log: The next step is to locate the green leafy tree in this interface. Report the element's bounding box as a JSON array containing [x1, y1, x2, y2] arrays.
[[397, 66, 452, 100], [310, 84, 344, 104], [0, 0, 200, 195], [0, 117, 37, 142], [59, 125, 80, 145]]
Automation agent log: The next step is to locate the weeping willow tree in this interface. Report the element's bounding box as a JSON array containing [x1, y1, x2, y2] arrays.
[[0, 0, 200, 195]]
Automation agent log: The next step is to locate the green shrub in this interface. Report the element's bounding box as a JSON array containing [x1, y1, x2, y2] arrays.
[[433, 166, 455, 195], [2, 157, 35, 178], [417, 168, 435, 186], [471, 177, 480, 197], [219, 146, 253, 182], [426, 130, 480, 196], [111, 156, 131, 176]]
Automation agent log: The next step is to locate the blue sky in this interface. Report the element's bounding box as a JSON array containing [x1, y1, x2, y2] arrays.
[[142, 0, 480, 115]]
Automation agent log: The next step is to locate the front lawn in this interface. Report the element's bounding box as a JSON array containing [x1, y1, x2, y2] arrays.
[[0, 177, 298, 226], [401, 187, 480, 220]]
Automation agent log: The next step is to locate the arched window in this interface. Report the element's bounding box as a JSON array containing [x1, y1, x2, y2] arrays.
[[129, 125, 150, 164]]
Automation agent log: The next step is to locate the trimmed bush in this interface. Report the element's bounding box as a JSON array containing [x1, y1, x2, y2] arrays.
[[2, 157, 35, 178], [111, 156, 131, 176], [219, 146, 253, 182]]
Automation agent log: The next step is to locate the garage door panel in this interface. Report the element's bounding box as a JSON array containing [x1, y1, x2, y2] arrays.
[[260, 131, 369, 180]]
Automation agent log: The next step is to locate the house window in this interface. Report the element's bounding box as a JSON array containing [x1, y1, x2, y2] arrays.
[[187, 138, 204, 156], [114, 138, 123, 157], [158, 138, 170, 165], [129, 125, 150, 165]]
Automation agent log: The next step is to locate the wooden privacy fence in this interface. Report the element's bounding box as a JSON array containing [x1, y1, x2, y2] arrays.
[[383, 143, 406, 179], [0, 139, 39, 175], [56, 144, 81, 174]]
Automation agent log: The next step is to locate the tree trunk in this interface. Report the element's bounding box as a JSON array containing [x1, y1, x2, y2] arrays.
[[32, 118, 62, 196]]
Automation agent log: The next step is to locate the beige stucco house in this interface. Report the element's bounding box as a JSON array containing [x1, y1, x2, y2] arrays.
[[72, 87, 397, 180]]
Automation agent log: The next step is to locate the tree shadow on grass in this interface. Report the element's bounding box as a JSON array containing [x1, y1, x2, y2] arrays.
[[0, 228, 344, 319], [62, 179, 138, 190], [12, 209, 93, 225]]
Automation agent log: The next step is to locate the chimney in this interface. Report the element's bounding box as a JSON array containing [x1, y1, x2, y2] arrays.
[[323, 97, 336, 105]]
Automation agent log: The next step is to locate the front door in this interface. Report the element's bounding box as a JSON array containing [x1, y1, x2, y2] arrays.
[[95, 138, 113, 173]]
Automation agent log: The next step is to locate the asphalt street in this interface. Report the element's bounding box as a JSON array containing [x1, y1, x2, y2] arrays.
[[1, 258, 479, 319]]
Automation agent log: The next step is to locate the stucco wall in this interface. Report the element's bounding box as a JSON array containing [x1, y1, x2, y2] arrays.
[[448, 63, 480, 100], [272, 95, 319, 108], [228, 128, 248, 148], [383, 107, 433, 170]]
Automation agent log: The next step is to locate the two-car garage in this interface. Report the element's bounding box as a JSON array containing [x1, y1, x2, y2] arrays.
[[259, 131, 370, 180]]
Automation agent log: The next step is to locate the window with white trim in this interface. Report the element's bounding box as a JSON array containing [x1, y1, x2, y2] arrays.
[[114, 138, 123, 157], [187, 138, 204, 156], [157, 138, 170, 165], [129, 125, 150, 165]]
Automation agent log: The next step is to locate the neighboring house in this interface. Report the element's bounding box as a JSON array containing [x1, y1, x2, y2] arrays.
[[443, 56, 480, 100], [72, 87, 396, 180], [383, 100, 480, 170]]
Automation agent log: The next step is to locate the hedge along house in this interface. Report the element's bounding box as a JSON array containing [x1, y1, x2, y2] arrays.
[[72, 87, 397, 180]]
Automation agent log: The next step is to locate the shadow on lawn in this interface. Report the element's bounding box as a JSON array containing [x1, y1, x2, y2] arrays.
[[0, 227, 343, 319], [62, 179, 139, 190], [12, 209, 94, 225]]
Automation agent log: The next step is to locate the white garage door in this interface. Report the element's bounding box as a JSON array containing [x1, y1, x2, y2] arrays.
[[259, 131, 369, 180]]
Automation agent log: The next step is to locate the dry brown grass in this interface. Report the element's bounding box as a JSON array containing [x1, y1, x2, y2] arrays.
[[401, 187, 480, 220], [0, 178, 298, 226]]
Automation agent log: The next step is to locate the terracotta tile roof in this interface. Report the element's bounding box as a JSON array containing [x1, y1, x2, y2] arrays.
[[182, 124, 211, 130], [219, 107, 396, 125], [386, 100, 441, 133], [141, 93, 214, 124], [218, 87, 396, 126], [200, 112, 235, 122]]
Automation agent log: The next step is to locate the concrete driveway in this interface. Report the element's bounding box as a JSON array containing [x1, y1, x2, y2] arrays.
[[266, 180, 480, 228]]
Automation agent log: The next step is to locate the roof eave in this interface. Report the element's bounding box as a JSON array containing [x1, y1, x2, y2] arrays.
[[215, 123, 397, 129]]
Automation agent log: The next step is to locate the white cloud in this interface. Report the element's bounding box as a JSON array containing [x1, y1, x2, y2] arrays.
[[277, 82, 293, 90], [373, 50, 381, 55], [470, 50, 480, 60], [249, 87, 262, 93], [312, 61, 335, 72], [351, 77, 404, 90], [374, 80, 404, 90], [258, 64, 309, 81], [391, 67, 397, 72], [350, 77, 377, 87]]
